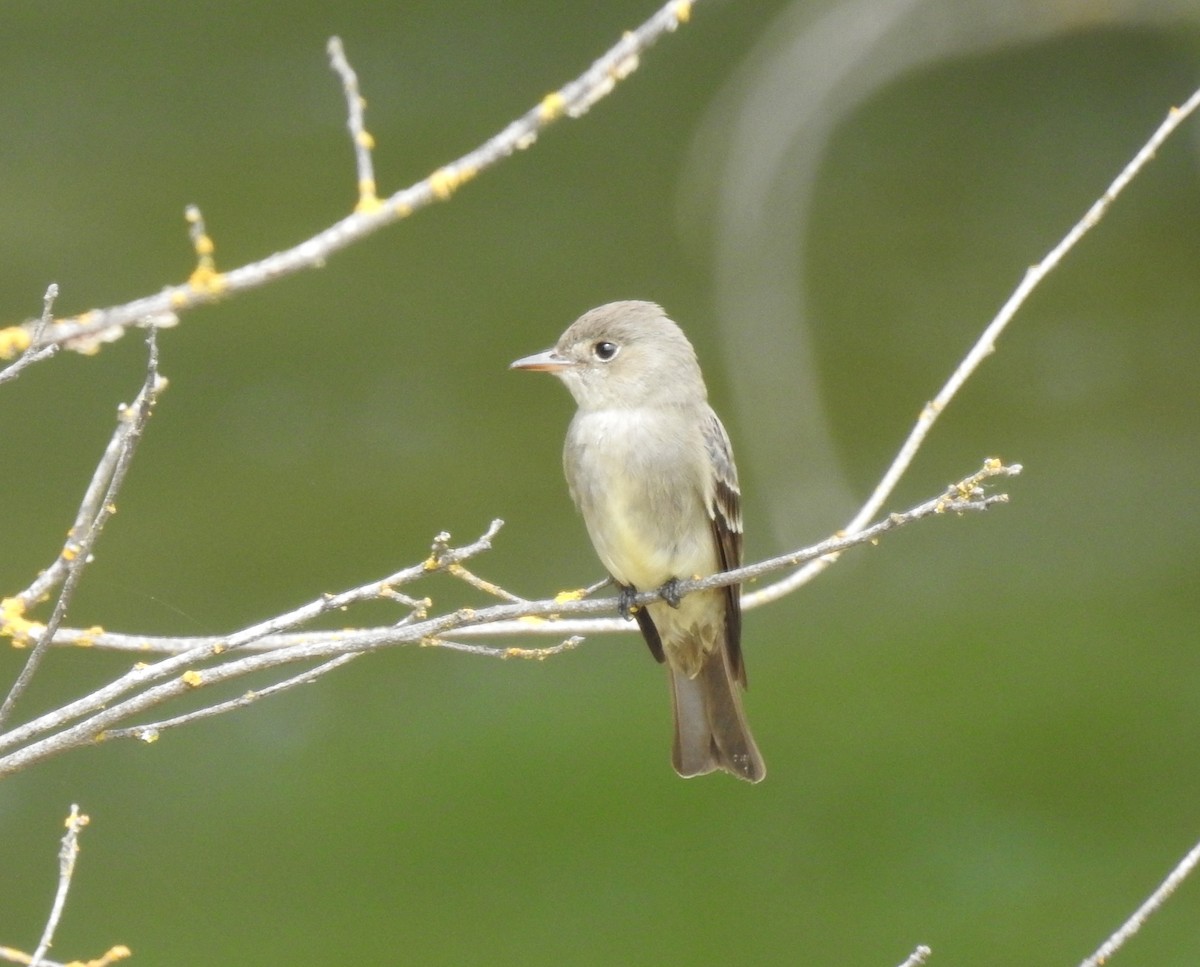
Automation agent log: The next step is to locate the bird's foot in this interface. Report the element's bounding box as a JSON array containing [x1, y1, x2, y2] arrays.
[[658, 577, 683, 609], [617, 584, 639, 620]]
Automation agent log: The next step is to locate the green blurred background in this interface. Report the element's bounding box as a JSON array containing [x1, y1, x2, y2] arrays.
[[3, 1, 1199, 964]]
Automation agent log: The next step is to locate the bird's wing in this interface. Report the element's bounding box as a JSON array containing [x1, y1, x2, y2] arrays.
[[703, 410, 745, 687]]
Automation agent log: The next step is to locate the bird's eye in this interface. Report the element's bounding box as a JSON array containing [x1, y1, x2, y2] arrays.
[[592, 341, 619, 362]]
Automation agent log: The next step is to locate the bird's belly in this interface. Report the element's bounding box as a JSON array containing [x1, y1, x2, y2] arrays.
[[589, 502, 683, 589], [566, 413, 716, 589]]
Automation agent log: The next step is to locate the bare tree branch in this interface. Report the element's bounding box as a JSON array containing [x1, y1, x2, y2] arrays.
[[100, 653, 364, 744], [0, 331, 165, 731], [1077, 838, 1200, 967], [895, 946, 932, 967], [0, 461, 1013, 778], [28, 805, 89, 967], [0, 0, 700, 369], [745, 83, 1200, 610], [0, 806, 129, 967], [0, 285, 59, 387], [327, 36, 380, 213]]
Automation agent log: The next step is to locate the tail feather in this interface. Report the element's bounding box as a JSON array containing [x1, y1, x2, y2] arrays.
[[670, 645, 765, 783]]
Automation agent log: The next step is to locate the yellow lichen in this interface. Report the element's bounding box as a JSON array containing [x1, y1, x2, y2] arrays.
[[1, 597, 46, 647], [428, 167, 459, 200], [0, 325, 32, 359], [1, 596, 25, 625], [78, 625, 106, 647], [65, 810, 91, 830], [539, 91, 566, 121], [554, 589, 585, 603], [504, 645, 563, 662], [355, 179, 383, 214], [181, 670, 204, 687], [187, 264, 228, 295], [428, 164, 477, 201], [66, 944, 134, 967]]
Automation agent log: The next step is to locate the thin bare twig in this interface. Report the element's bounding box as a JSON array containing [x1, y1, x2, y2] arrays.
[[745, 84, 1200, 610], [419, 635, 584, 661], [98, 632, 584, 745], [0, 285, 59, 386], [445, 562, 530, 604], [27, 805, 90, 967], [2, 950, 130, 967], [1077, 838, 1200, 967], [327, 36, 380, 212], [183, 204, 220, 291], [895, 946, 932, 967], [100, 653, 362, 744], [0, 331, 165, 730], [1, 949, 130, 967]]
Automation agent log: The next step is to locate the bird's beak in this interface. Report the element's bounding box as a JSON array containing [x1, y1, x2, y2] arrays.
[[510, 348, 572, 373]]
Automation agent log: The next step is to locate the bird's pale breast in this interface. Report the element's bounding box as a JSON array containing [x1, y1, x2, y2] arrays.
[[564, 408, 717, 591]]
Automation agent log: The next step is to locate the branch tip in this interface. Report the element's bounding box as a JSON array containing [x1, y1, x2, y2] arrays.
[[328, 34, 380, 212], [896, 945, 932, 967]]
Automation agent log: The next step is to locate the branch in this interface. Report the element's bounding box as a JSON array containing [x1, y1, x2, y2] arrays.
[[0, 330, 165, 731], [0, 285, 59, 387], [744, 83, 1200, 611], [1077, 838, 1200, 967], [13, 459, 1018, 657], [0, 0, 700, 370], [0, 805, 130, 967], [28, 805, 88, 967], [895, 946, 932, 967], [0, 461, 1014, 778], [327, 36, 380, 213]]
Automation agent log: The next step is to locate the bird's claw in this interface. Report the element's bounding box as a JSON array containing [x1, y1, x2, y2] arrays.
[[617, 585, 638, 620], [659, 577, 683, 609], [618, 579, 683, 617]]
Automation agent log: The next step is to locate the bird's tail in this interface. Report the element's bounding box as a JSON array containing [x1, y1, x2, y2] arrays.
[[670, 645, 765, 783]]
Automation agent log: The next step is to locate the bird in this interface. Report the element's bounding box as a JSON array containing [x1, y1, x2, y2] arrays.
[[511, 301, 765, 782]]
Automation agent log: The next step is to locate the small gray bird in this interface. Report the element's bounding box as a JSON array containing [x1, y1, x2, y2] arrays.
[[511, 301, 765, 782]]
